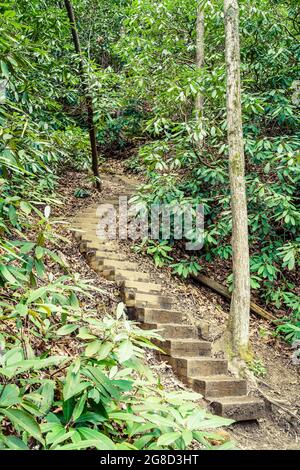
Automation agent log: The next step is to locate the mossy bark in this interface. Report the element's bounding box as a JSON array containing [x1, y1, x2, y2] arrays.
[[224, 0, 250, 356]]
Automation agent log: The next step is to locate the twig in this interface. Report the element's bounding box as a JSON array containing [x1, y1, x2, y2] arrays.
[[258, 388, 300, 424]]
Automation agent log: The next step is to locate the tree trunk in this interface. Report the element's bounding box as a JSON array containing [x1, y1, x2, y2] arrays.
[[195, 2, 205, 146], [224, 0, 250, 357], [64, 0, 101, 191]]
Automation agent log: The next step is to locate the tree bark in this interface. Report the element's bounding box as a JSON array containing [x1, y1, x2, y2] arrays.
[[224, 0, 250, 357], [195, 2, 204, 119], [64, 0, 101, 191], [195, 0, 205, 149]]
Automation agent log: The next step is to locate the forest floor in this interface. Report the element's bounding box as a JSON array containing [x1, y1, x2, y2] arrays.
[[53, 161, 300, 450]]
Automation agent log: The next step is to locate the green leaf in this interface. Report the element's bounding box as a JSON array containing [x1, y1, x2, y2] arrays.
[[35, 246, 44, 260], [20, 201, 32, 215], [85, 340, 101, 357], [187, 410, 206, 430], [0, 384, 20, 407], [63, 371, 89, 402], [1, 435, 29, 450], [77, 327, 96, 340], [77, 428, 116, 450], [56, 324, 78, 336], [0, 264, 18, 285], [72, 392, 87, 422], [58, 438, 115, 451], [97, 342, 113, 360], [35, 259, 45, 277], [117, 340, 134, 363], [157, 432, 181, 446], [182, 429, 193, 446], [0, 60, 9, 79], [27, 286, 48, 303], [2, 408, 44, 444]]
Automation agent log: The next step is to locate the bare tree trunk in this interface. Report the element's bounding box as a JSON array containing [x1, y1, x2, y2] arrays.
[[224, 0, 250, 357], [195, 2, 205, 146], [64, 0, 101, 191]]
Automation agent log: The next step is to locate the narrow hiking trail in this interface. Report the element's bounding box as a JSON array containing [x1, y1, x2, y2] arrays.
[[60, 167, 299, 450], [72, 174, 265, 422]]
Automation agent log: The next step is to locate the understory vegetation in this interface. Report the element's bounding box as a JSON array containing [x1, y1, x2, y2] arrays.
[[0, 0, 299, 450]]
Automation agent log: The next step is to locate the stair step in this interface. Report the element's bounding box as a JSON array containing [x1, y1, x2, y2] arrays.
[[107, 269, 150, 282], [124, 292, 173, 309], [80, 239, 114, 253], [102, 260, 138, 272], [75, 222, 100, 230], [169, 357, 228, 377], [208, 396, 265, 422], [90, 251, 127, 265], [119, 280, 162, 294], [135, 307, 182, 324], [141, 323, 197, 339], [76, 214, 101, 222], [86, 241, 118, 252], [192, 375, 247, 398], [155, 338, 211, 357]]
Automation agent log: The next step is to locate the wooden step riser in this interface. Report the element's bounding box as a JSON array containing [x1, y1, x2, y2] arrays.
[[124, 298, 173, 310], [134, 308, 182, 324], [80, 240, 113, 253], [91, 262, 139, 275], [209, 400, 265, 422], [89, 254, 127, 264], [140, 323, 198, 339], [119, 280, 162, 295], [86, 244, 119, 254], [192, 378, 247, 398], [155, 340, 212, 358], [168, 357, 228, 377], [104, 270, 150, 283], [122, 289, 173, 307]]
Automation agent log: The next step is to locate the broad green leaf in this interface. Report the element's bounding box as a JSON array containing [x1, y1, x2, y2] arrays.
[[85, 340, 101, 357], [157, 432, 181, 446], [56, 324, 78, 336], [0, 384, 20, 407], [2, 408, 44, 444], [1, 435, 29, 450], [117, 340, 134, 363], [0, 264, 18, 285]]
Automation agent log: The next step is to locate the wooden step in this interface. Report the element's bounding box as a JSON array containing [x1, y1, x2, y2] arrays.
[[124, 292, 173, 309], [74, 222, 100, 230], [192, 375, 247, 398], [86, 241, 118, 252], [169, 357, 228, 377], [80, 239, 114, 253], [106, 269, 150, 282], [89, 251, 128, 266], [102, 260, 138, 272], [119, 280, 162, 294], [135, 307, 182, 324], [208, 396, 265, 422], [155, 338, 211, 357], [141, 323, 198, 339]]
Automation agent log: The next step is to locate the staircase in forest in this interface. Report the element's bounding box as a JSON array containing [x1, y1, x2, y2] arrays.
[[71, 175, 265, 422]]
